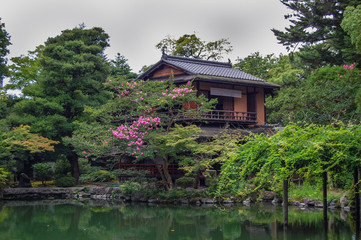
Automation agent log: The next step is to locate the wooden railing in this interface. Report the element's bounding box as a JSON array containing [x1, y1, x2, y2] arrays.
[[117, 163, 184, 177], [121, 110, 257, 124], [181, 110, 257, 123]]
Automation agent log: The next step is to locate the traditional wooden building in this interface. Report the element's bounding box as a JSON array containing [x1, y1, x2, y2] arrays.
[[138, 54, 279, 126]]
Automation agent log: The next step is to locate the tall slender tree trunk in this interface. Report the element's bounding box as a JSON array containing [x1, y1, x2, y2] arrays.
[[162, 157, 173, 190], [322, 170, 328, 239], [355, 167, 360, 229], [68, 152, 80, 182], [283, 179, 288, 226], [153, 157, 169, 191]]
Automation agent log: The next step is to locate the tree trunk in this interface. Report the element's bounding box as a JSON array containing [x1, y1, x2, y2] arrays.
[[323, 170, 328, 236], [68, 152, 80, 182], [355, 167, 360, 229], [153, 157, 169, 191], [162, 157, 173, 190], [283, 179, 288, 226], [193, 170, 201, 189]]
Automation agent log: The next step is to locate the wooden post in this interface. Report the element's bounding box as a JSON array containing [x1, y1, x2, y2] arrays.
[[322, 170, 328, 239], [283, 179, 288, 226], [355, 167, 360, 229]]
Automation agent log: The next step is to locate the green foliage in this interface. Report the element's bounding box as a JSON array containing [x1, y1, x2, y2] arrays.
[[175, 177, 194, 188], [54, 156, 71, 175], [341, 5, 361, 54], [289, 183, 345, 203], [55, 176, 76, 187], [272, 0, 361, 67], [109, 53, 137, 78], [112, 168, 149, 183], [33, 163, 53, 184], [0, 124, 58, 176], [0, 17, 11, 87], [233, 52, 280, 80], [156, 33, 232, 60], [0, 168, 10, 187], [78, 158, 91, 175], [267, 65, 361, 125], [120, 181, 141, 195], [79, 169, 116, 183], [6, 45, 43, 93], [217, 123, 361, 197], [5, 25, 113, 180]]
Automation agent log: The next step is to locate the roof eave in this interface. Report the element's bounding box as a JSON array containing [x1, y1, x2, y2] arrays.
[[137, 59, 194, 80], [174, 74, 280, 89]]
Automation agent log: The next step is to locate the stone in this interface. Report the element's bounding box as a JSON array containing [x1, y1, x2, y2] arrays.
[[179, 198, 189, 204], [18, 173, 32, 188], [340, 194, 348, 208], [201, 198, 216, 204], [344, 206, 351, 212], [299, 203, 307, 208], [272, 197, 282, 204], [303, 198, 315, 207], [3, 187, 72, 200], [132, 190, 146, 202], [95, 188, 107, 195], [315, 201, 323, 208], [242, 198, 251, 205], [262, 191, 275, 201], [328, 199, 338, 209], [189, 198, 201, 205]]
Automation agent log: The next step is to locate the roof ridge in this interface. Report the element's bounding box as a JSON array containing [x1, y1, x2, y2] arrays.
[[162, 54, 232, 68]]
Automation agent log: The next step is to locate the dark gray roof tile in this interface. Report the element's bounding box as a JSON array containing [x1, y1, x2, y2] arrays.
[[162, 55, 265, 82]]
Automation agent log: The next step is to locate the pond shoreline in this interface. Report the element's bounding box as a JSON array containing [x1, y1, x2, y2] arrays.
[[1, 186, 351, 211]]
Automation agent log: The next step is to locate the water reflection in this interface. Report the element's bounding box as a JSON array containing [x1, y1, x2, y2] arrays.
[[0, 200, 357, 240]]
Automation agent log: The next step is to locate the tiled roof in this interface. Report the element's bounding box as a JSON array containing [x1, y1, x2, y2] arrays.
[[161, 55, 265, 82]]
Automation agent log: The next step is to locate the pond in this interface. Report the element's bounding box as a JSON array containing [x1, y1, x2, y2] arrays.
[[0, 200, 358, 240]]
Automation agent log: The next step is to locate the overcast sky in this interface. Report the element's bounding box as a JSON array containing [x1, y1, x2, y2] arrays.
[[1, 0, 291, 74]]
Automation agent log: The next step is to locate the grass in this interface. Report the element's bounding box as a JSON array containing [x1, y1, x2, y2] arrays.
[[289, 183, 345, 202], [32, 180, 56, 187]]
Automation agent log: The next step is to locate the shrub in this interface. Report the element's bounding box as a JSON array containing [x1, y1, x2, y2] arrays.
[[54, 156, 71, 175], [120, 181, 141, 195], [55, 176, 76, 187], [79, 169, 116, 183], [33, 163, 53, 184], [176, 177, 194, 188], [0, 168, 10, 187], [78, 158, 91, 175]]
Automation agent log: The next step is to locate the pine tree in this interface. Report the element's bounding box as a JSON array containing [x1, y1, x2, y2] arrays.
[[272, 0, 361, 68]]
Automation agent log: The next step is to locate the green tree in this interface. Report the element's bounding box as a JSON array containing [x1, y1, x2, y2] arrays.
[[0, 17, 11, 88], [233, 52, 279, 80], [7, 25, 112, 180], [272, 0, 361, 68], [33, 163, 53, 185], [65, 76, 216, 190], [217, 124, 361, 197], [0, 125, 58, 178], [156, 33, 233, 60], [6, 45, 43, 93], [266, 65, 361, 125], [109, 53, 137, 79], [341, 5, 361, 54]]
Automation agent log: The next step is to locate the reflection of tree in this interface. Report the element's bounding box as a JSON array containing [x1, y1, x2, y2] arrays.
[[0, 202, 356, 240]]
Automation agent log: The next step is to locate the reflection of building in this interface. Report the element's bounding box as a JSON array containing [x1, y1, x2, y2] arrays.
[[138, 54, 280, 126]]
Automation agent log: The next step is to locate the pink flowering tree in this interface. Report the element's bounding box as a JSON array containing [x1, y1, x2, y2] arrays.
[[106, 76, 215, 189], [64, 75, 215, 188]]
